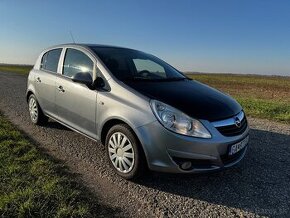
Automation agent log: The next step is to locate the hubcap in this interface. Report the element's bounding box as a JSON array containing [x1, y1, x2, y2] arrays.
[[29, 97, 38, 122], [108, 132, 135, 173]]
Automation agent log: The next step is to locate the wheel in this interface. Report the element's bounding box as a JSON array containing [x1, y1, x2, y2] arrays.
[[105, 124, 146, 180], [28, 94, 48, 125]]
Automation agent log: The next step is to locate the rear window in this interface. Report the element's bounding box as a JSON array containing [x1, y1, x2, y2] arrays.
[[40, 48, 62, 73]]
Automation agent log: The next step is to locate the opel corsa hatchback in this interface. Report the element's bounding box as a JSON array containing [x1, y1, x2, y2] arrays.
[[27, 44, 249, 179]]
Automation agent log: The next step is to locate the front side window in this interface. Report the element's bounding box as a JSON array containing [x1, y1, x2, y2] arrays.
[[40, 48, 62, 73], [63, 48, 94, 78]]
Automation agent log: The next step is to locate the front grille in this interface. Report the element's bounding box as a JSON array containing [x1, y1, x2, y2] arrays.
[[216, 116, 248, 137]]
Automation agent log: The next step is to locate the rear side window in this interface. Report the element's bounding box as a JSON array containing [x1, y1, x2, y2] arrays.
[[63, 48, 94, 78], [40, 49, 62, 73]]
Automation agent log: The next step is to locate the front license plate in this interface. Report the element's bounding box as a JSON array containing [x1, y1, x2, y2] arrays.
[[229, 136, 249, 156]]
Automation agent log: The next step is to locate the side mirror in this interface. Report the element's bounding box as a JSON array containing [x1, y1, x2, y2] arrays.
[[72, 72, 93, 86], [94, 77, 106, 89]]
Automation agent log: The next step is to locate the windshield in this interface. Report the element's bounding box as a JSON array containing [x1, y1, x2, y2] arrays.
[[91, 47, 186, 81]]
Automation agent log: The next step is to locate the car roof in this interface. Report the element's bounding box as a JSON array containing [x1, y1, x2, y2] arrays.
[[47, 43, 131, 50]]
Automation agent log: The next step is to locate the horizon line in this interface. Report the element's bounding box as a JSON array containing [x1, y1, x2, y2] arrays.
[[0, 62, 289, 78]]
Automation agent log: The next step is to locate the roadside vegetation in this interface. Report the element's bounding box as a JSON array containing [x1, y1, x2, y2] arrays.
[[0, 114, 100, 217], [188, 73, 290, 124], [0, 64, 32, 75]]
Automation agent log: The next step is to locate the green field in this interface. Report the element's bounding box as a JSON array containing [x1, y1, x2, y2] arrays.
[[0, 64, 289, 124], [188, 73, 290, 124], [0, 64, 32, 75], [0, 114, 99, 217]]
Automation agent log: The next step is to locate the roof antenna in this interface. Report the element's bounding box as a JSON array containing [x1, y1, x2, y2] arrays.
[[69, 30, 76, 44]]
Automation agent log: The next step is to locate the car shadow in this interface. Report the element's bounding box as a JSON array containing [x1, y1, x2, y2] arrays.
[[136, 128, 290, 217], [45, 119, 72, 131]]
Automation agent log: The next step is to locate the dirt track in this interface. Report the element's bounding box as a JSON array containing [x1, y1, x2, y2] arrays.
[[0, 71, 289, 217]]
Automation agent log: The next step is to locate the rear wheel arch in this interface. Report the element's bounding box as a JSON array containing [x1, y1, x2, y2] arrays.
[[26, 90, 34, 102], [26, 90, 44, 113], [28, 94, 48, 125]]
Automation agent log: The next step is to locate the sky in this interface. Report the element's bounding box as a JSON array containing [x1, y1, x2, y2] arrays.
[[0, 0, 290, 76]]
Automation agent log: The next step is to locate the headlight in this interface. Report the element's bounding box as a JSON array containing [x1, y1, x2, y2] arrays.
[[150, 100, 211, 138]]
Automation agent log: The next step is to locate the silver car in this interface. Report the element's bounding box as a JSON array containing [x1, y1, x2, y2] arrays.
[[27, 44, 249, 179]]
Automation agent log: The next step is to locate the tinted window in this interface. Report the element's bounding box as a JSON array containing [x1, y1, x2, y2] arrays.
[[63, 49, 94, 78], [91, 47, 185, 81], [133, 59, 166, 78], [41, 49, 62, 73]]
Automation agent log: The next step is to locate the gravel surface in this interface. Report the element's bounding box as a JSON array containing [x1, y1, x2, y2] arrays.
[[0, 71, 289, 217]]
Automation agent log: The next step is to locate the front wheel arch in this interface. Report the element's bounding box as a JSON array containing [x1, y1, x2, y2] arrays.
[[105, 123, 148, 179], [100, 119, 149, 166]]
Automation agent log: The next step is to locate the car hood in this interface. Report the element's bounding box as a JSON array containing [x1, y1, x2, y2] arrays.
[[124, 79, 242, 121]]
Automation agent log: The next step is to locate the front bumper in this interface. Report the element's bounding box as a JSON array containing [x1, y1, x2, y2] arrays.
[[135, 119, 250, 173]]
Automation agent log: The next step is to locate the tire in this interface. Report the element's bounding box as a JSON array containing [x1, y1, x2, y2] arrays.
[[105, 124, 147, 180], [28, 94, 48, 125]]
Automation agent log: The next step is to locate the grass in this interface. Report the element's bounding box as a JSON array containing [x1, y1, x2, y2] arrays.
[[0, 64, 32, 75], [0, 114, 100, 217], [188, 73, 290, 123]]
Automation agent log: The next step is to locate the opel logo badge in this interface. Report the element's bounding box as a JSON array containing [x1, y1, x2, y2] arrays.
[[235, 117, 241, 128]]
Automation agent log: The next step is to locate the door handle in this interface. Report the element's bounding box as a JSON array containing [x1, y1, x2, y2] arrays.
[[36, 77, 41, 83], [58, 85, 65, 92]]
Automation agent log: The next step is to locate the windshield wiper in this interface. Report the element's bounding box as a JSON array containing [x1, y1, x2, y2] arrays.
[[123, 77, 152, 81], [158, 77, 188, 81], [123, 77, 188, 82]]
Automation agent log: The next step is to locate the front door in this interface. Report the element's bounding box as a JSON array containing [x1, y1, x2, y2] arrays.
[[55, 48, 97, 139]]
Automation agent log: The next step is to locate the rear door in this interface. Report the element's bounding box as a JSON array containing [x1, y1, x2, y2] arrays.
[[55, 48, 97, 139], [35, 48, 62, 117]]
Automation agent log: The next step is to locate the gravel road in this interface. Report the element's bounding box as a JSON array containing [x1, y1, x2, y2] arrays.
[[0, 71, 289, 217]]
